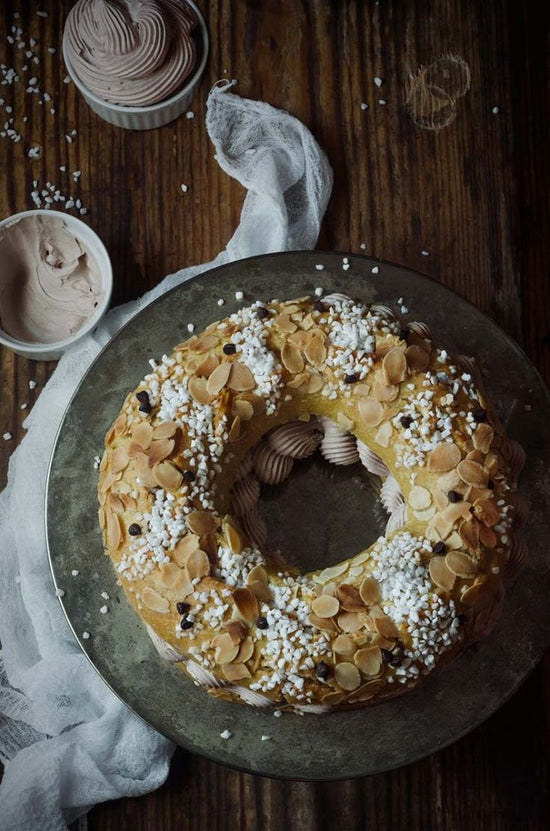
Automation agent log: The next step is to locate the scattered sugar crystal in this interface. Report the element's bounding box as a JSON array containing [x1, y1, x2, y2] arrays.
[[220, 729, 232, 739], [20, 403, 27, 410], [360, 243, 366, 250], [29, 380, 36, 389], [378, 99, 387, 105], [492, 106, 500, 114], [185, 110, 194, 118], [273, 710, 282, 718], [371, 266, 379, 274], [235, 290, 244, 300], [374, 76, 383, 86], [217, 298, 224, 306], [315, 264, 324, 271], [2, 432, 12, 441], [180, 183, 188, 193], [82, 631, 90, 640], [71, 570, 80, 577], [187, 323, 195, 333], [261, 735, 272, 741], [37, 10, 48, 16], [99, 605, 108, 614], [360, 102, 368, 110], [421, 250, 429, 256], [314, 287, 323, 296], [55, 588, 65, 598], [101, 591, 110, 600]]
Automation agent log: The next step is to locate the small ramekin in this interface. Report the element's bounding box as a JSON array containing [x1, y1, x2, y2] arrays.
[[0, 209, 113, 362], [62, 0, 209, 131]]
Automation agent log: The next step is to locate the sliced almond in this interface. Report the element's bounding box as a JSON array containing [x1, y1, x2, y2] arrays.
[[459, 518, 480, 548], [214, 632, 240, 664], [438, 469, 461, 492], [471, 498, 499, 527], [429, 556, 456, 591], [308, 612, 338, 632], [195, 354, 219, 378], [445, 550, 478, 578], [457, 460, 488, 487], [358, 398, 384, 428], [246, 564, 268, 585], [461, 579, 492, 609], [105, 510, 122, 549], [334, 662, 361, 691], [355, 383, 371, 396], [228, 362, 256, 391], [158, 562, 186, 590], [354, 646, 382, 677], [281, 342, 305, 374], [111, 447, 129, 474], [372, 615, 399, 639], [373, 378, 400, 402], [223, 518, 243, 553], [235, 636, 255, 664], [233, 587, 259, 622], [237, 392, 266, 414], [153, 461, 183, 491], [311, 595, 340, 618], [318, 562, 349, 582], [287, 330, 310, 350], [275, 313, 298, 334], [188, 376, 214, 405], [200, 533, 218, 564], [335, 584, 365, 612], [232, 398, 254, 421], [466, 449, 486, 465], [414, 506, 436, 521], [206, 361, 232, 396], [406, 344, 430, 372], [247, 580, 271, 602], [132, 421, 154, 449], [337, 412, 355, 431], [375, 421, 393, 447], [321, 690, 345, 705], [173, 534, 200, 566], [408, 485, 432, 510], [304, 331, 327, 366], [186, 549, 210, 580], [337, 612, 363, 632], [383, 348, 407, 385], [187, 511, 220, 535], [147, 438, 175, 467], [333, 635, 357, 655], [142, 587, 169, 614], [306, 372, 324, 394], [473, 423, 494, 454], [479, 524, 498, 548], [347, 679, 385, 703], [223, 662, 251, 682], [107, 493, 125, 515], [228, 415, 241, 442], [225, 619, 248, 644], [152, 422, 178, 441], [190, 334, 219, 353], [428, 442, 461, 472], [360, 576, 381, 605]]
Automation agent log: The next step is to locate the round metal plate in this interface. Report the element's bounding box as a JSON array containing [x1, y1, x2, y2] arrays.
[[46, 252, 550, 779]]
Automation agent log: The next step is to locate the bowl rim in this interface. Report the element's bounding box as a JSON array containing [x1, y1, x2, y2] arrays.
[[0, 208, 113, 354], [61, 0, 210, 115]]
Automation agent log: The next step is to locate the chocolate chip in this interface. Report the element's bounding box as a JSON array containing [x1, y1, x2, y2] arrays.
[[448, 490, 461, 503], [399, 328, 410, 341], [138, 401, 152, 414], [256, 616, 268, 629], [488, 479, 495, 490], [400, 415, 413, 428], [432, 541, 446, 554], [315, 661, 330, 680], [314, 300, 325, 312], [381, 648, 402, 667], [136, 390, 149, 404], [128, 523, 141, 536], [223, 343, 236, 355], [176, 601, 190, 615], [344, 373, 357, 384], [458, 614, 468, 625], [180, 618, 194, 630], [183, 470, 195, 483], [257, 306, 270, 320], [472, 408, 487, 423]]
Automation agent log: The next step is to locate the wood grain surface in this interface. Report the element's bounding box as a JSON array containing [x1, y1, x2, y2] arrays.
[[1, 1, 549, 829]]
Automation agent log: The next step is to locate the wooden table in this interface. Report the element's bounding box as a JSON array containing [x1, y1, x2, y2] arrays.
[[1, 1, 549, 828]]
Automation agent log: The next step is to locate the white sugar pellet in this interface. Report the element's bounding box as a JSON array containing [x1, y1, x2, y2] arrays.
[[71, 570, 80, 577], [99, 605, 108, 614], [421, 250, 429, 256], [360, 242, 366, 250], [180, 183, 188, 193], [235, 290, 244, 300], [371, 266, 379, 274], [48, 47, 56, 54], [315, 264, 324, 271], [378, 99, 387, 105], [187, 323, 195, 333], [3, 432, 12, 441], [20, 403, 27, 410], [217, 298, 224, 306], [261, 735, 272, 741], [29, 380, 36, 389], [342, 263, 350, 271], [492, 106, 500, 114], [314, 287, 323, 296], [82, 631, 90, 640], [37, 10, 48, 16], [65, 134, 73, 143], [220, 729, 232, 740], [374, 76, 383, 87], [185, 111, 194, 119], [63, 75, 71, 83], [55, 588, 65, 598], [100, 591, 110, 600], [360, 102, 368, 111], [273, 710, 282, 718]]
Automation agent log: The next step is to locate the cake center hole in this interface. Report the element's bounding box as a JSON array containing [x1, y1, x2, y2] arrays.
[[258, 454, 387, 572]]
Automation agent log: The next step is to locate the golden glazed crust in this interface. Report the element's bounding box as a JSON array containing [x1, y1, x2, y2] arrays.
[[98, 294, 526, 712]]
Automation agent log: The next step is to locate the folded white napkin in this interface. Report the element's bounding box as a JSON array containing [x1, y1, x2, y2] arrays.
[[0, 81, 332, 831]]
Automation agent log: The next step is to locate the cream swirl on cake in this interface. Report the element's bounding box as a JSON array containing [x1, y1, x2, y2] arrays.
[[64, 0, 198, 107]]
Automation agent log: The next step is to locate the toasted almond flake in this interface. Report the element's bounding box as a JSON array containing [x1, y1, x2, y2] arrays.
[[337, 412, 355, 431], [233, 587, 259, 622], [108, 493, 125, 514], [105, 511, 122, 549], [195, 354, 219, 377], [287, 373, 309, 390], [223, 662, 251, 681], [473, 423, 494, 453], [373, 378, 400, 402], [429, 556, 456, 591], [224, 518, 242, 553], [375, 421, 393, 447], [228, 415, 241, 442], [236, 636, 255, 663], [354, 646, 382, 676], [201, 532, 218, 563], [427, 442, 461, 473], [186, 548, 210, 580], [333, 635, 357, 655], [479, 524, 498, 548], [372, 615, 399, 639], [334, 662, 361, 691], [228, 362, 256, 391], [187, 511, 220, 535], [237, 392, 266, 414], [318, 562, 349, 582], [414, 505, 436, 521], [308, 612, 338, 632], [406, 344, 430, 372], [287, 330, 310, 350], [335, 584, 365, 612], [281, 342, 305, 374], [445, 550, 478, 577], [225, 619, 248, 644], [360, 576, 380, 605], [354, 383, 371, 396], [190, 334, 218, 352], [188, 376, 215, 405], [276, 313, 298, 334], [113, 414, 127, 437], [232, 398, 254, 420], [348, 679, 385, 703], [247, 580, 271, 601], [321, 690, 345, 705], [306, 372, 325, 394], [132, 421, 154, 448], [142, 587, 170, 614], [206, 361, 232, 396], [337, 611, 363, 632], [153, 461, 183, 491], [433, 489, 449, 510], [461, 580, 492, 609], [359, 398, 384, 427], [304, 330, 327, 366], [383, 348, 407, 384], [154, 422, 178, 441], [466, 449, 486, 465], [438, 469, 461, 491], [147, 438, 175, 467], [214, 632, 240, 664], [173, 534, 200, 565], [311, 595, 340, 618], [246, 564, 268, 585], [457, 460, 489, 487], [159, 562, 185, 590], [110, 447, 129, 474], [408, 485, 432, 510], [471, 498, 499, 527]]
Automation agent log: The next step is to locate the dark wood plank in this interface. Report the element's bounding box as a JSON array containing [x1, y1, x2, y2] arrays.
[[1, 0, 549, 829]]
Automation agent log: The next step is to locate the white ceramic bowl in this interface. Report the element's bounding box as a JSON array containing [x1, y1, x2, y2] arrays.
[[62, 0, 209, 131], [0, 209, 113, 361]]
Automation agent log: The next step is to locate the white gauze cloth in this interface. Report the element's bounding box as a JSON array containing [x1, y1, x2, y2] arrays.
[[0, 80, 333, 831]]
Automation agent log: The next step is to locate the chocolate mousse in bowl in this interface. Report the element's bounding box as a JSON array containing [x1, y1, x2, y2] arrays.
[[63, 0, 209, 130]]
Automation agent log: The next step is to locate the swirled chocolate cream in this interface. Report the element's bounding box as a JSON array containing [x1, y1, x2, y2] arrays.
[[63, 0, 198, 106], [0, 215, 103, 343]]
